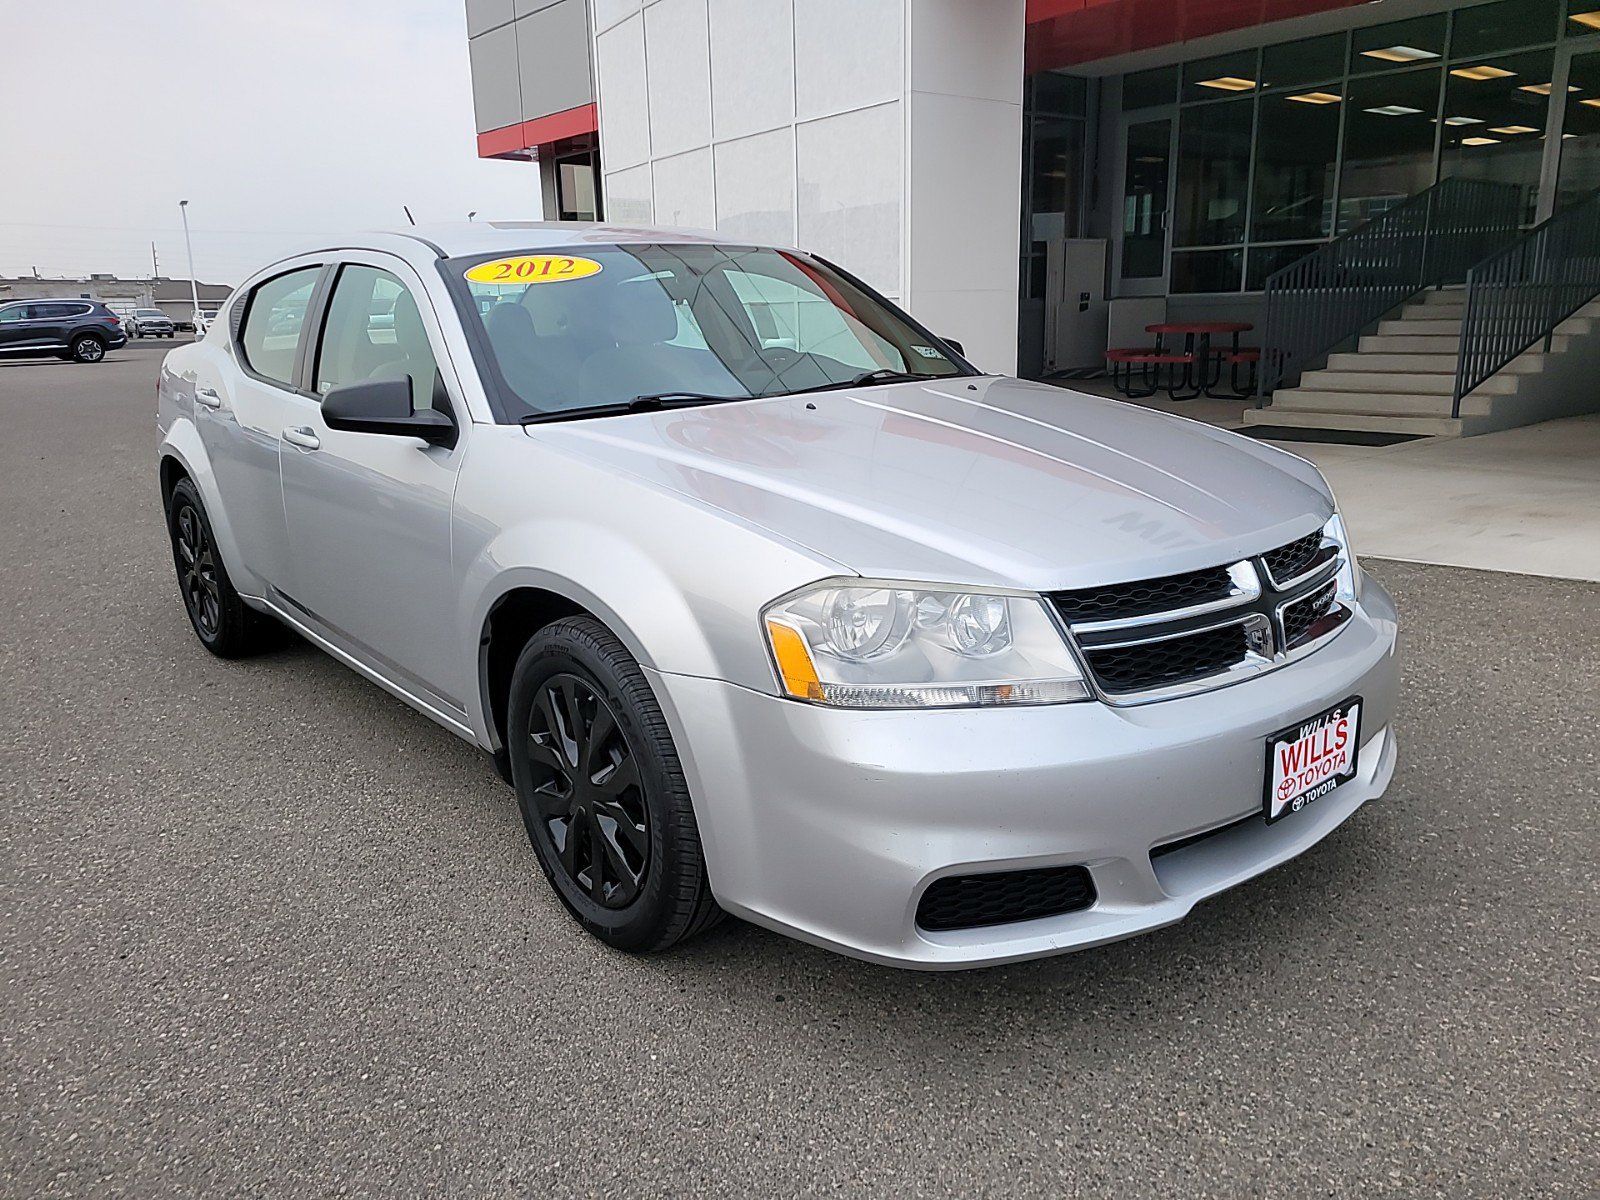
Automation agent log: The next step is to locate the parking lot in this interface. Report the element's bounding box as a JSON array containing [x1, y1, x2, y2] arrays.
[[3, 342, 1596, 1198]]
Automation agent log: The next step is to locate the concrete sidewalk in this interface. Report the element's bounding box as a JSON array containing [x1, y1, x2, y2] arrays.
[[1054, 378, 1600, 582], [1291, 415, 1600, 583]]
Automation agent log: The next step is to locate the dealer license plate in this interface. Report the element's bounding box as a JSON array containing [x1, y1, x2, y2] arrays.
[[1263, 697, 1362, 824]]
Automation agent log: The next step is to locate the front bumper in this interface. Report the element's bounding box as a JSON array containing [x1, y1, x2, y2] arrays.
[[649, 577, 1400, 969]]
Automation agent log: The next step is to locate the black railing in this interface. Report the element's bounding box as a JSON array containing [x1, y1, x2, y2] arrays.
[[1258, 178, 1522, 399], [1453, 189, 1600, 417]]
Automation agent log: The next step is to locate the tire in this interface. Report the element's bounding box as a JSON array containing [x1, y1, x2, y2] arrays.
[[506, 617, 723, 953], [165, 477, 276, 657], [69, 334, 105, 363]]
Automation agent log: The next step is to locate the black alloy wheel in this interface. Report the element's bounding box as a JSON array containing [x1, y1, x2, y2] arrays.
[[71, 335, 105, 363], [525, 673, 651, 908], [505, 616, 722, 952], [164, 476, 277, 658], [173, 498, 221, 639]]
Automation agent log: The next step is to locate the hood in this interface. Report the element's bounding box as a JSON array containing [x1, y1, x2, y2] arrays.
[[530, 377, 1332, 591]]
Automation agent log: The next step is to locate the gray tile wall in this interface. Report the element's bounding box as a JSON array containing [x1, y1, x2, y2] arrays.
[[467, 0, 594, 135]]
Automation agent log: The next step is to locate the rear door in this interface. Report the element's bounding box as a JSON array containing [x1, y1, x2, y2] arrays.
[[195, 262, 325, 593], [32, 303, 80, 346], [277, 255, 468, 713]]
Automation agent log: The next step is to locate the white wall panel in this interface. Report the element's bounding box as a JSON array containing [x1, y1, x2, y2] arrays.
[[592, 0, 639, 34], [652, 147, 716, 229], [595, 14, 651, 170], [604, 162, 655, 223], [708, 0, 794, 141], [907, 91, 1021, 297], [796, 102, 902, 297], [644, 0, 713, 158], [908, 0, 1024, 103], [715, 128, 796, 245], [793, 0, 902, 121]]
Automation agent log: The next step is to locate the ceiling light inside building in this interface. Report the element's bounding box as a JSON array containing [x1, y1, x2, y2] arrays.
[[1460, 137, 1501, 146], [1286, 91, 1342, 104], [1517, 82, 1579, 95], [1365, 105, 1425, 116], [1197, 76, 1256, 92], [1488, 125, 1538, 135], [1451, 65, 1516, 81], [1361, 45, 1439, 63], [1569, 10, 1600, 31], [1585, 98, 1600, 109], [1443, 116, 1485, 125]]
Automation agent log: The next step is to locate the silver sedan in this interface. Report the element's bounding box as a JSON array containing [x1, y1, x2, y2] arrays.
[[156, 224, 1398, 969]]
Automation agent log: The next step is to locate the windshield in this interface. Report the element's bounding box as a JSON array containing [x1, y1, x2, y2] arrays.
[[136, 310, 164, 318], [447, 243, 968, 420]]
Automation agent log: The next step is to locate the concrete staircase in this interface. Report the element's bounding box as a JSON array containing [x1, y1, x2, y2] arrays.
[[1244, 290, 1600, 438]]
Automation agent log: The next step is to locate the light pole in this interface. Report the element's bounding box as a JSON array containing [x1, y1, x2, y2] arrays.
[[178, 200, 201, 330]]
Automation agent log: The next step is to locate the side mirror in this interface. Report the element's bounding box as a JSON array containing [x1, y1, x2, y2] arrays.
[[943, 338, 965, 357], [321, 378, 456, 447]]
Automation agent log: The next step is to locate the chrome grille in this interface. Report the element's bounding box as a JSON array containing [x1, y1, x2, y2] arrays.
[[1050, 531, 1351, 703], [1084, 624, 1250, 694], [1282, 579, 1338, 648], [1261, 532, 1325, 587], [1052, 564, 1233, 623]]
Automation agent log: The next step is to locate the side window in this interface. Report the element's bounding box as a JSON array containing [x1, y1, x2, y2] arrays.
[[35, 303, 76, 319], [314, 265, 440, 413], [0, 305, 31, 324], [239, 268, 320, 387]]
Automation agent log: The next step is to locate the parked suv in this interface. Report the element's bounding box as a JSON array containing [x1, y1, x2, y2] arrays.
[[127, 308, 176, 339], [0, 299, 127, 362], [156, 225, 1399, 969]]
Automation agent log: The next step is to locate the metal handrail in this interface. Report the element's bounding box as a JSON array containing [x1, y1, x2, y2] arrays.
[[1257, 178, 1523, 399], [1452, 189, 1600, 417]]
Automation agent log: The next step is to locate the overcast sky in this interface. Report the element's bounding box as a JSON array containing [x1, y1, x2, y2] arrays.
[[0, 1, 541, 285]]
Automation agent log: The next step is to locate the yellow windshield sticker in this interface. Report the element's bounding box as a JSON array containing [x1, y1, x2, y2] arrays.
[[464, 255, 603, 285]]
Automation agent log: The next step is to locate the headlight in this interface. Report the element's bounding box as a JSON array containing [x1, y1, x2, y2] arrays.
[[1323, 512, 1361, 604], [762, 580, 1091, 708]]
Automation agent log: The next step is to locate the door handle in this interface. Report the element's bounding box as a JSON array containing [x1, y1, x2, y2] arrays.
[[283, 425, 321, 451], [194, 386, 222, 409]]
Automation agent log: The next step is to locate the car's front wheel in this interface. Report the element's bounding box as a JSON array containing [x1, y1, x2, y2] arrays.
[[165, 477, 276, 657], [507, 617, 722, 953], [69, 334, 106, 363]]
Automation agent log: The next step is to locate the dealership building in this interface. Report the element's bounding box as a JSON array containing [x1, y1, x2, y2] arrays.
[[466, 0, 1600, 436]]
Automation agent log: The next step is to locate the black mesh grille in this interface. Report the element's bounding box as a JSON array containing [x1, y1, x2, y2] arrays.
[[1050, 564, 1234, 623], [1085, 623, 1248, 693], [917, 866, 1096, 932], [1282, 580, 1337, 647], [1262, 533, 1322, 585]]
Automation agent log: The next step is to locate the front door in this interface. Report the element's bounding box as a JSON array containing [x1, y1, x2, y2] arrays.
[[0, 303, 56, 352], [278, 256, 467, 715], [1114, 114, 1176, 297]]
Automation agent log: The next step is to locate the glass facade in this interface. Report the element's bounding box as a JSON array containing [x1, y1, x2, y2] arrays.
[[1088, 1, 1600, 295], [1019, 74, 1090, 302]]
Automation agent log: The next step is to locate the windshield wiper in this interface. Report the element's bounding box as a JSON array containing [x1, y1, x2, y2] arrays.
[[790, 369, 928, 396], [519, 392, 747, 425]]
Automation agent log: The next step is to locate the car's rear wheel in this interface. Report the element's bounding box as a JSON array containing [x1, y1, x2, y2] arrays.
[[69, 334, 105, 363], [165, 478, 276, 657], [507, 617, 722, 953]]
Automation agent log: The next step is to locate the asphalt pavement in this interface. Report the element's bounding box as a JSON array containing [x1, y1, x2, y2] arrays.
[[3, 342, 1596, 1198]]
